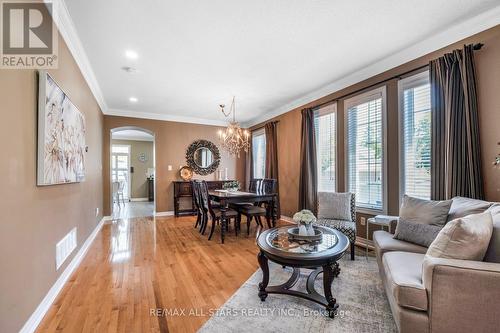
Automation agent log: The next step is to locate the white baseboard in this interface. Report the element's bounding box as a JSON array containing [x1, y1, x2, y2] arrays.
[[155, 211, 174, 217], [19, 215, 109, 333], [130, 197, 149, 202]]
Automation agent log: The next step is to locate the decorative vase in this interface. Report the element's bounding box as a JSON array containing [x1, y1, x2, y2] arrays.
[[298, 224, 308, 236], [306, 223, 315, 236]]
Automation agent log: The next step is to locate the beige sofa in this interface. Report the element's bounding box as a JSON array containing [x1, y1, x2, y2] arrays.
[[373, 197, 500, 333]]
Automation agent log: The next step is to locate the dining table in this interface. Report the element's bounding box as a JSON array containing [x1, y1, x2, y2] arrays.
[[208, 190, 278, 243]]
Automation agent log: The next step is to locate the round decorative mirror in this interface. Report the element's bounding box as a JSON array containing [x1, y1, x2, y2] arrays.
[[193, 147, 213, 168], [186, 140, 220, 175]]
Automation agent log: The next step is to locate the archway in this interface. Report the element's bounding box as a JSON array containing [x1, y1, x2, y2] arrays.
[[110, 126, 156, 219]]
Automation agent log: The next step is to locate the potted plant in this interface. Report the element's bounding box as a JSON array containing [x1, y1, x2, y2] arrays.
[[292, 209, 317, 236], [223, 180, 240, 192]]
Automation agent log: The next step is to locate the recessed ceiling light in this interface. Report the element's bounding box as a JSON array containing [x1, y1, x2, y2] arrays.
[[129, 97, 138, 103], [125, 50, 138, 59]]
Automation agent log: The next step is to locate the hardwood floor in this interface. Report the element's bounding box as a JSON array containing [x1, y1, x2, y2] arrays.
[[36, 215, 284, 333]]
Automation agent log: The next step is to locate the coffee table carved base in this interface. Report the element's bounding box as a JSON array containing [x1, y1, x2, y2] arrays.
[[257, 251, 340, 318]]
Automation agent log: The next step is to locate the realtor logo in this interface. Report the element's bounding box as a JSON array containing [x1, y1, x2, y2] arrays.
[[1, 0, 58, 68]]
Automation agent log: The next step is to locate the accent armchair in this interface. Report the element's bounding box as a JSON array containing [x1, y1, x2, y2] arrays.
[[314, 192, 356, 260]]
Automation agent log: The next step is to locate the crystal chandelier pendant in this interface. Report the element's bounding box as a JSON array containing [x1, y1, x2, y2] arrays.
[[217, 97, 250, 158]]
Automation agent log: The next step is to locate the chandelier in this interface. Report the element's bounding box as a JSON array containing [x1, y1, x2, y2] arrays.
[[217, 97, 250, 157]]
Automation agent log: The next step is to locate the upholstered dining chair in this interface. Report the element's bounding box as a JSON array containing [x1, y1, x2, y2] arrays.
[[199, 181, 239, 240], [314, 192, 357, 260]]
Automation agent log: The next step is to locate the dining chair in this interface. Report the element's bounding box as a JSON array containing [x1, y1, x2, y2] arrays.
[[112, 181, 126, 205], [234, 178, 277, 234], [261, 178, 278, 221], [249, 178, 263, 192], [199, 181, 239, 241], [230, 178, 263, 210], [118, 181, 127, 204], [191, 180, 205, 231]]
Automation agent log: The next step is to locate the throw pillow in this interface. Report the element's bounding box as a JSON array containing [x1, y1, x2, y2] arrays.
[[393, 195, 452, 247], [446, 196, 493, 223], [484, 204, 500, 263], [426, 212, 493, 261], [317, 192, 352, 221]]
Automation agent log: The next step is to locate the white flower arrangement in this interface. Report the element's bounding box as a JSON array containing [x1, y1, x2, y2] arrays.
[[292, 209, 317, 225]]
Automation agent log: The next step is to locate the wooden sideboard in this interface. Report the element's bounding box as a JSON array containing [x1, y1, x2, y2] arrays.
[[173, 180, 235, 216]]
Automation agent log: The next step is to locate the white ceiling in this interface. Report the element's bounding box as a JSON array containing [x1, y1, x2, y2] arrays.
[[112, 130, 154, 142], [63, 0, 500, 127]]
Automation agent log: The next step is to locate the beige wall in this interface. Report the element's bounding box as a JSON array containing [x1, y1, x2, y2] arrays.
[[0, 34, 103, 332], [103, 116, 246, 215], [111, 139, 154, 198], [251, 25, 500, 240]]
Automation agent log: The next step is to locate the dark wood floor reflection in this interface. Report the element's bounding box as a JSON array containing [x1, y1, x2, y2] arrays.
[[37, 215, 281, 333]]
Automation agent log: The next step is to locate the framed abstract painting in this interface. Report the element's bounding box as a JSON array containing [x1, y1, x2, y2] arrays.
[[37, 71, 86, 185]]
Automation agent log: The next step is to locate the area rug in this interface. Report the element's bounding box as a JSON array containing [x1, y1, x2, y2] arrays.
[[198, 256, 396, 333]]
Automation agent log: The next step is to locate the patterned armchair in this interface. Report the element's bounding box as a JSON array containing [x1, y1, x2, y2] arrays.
[[314, 192, 356, 260]]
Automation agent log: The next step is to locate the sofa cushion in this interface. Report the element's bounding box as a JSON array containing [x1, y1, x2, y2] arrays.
[[484, 204, 500, 263], [317, 192, 352, 221], [394, 195, 452, 247], [374, 230, 428, 257], [399, 195, 452, 227], [382, 251, 428, 311], [394, 220, 442, 247], [447, 196, 493, 222], [374, 230, 428, 274], [427, 212, 493, 261]]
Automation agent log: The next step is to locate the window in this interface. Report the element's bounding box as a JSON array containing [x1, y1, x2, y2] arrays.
[[252, 128, 266, 179], [345, 86, 386, 212], [399, 71, 431, 200], [314, 103, 337, 192]]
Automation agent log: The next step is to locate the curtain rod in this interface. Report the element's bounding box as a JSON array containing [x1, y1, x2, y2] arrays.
[[311, 42, 484, 111]]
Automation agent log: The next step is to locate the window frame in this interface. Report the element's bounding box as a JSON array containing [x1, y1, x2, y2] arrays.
[[344, 86, 388, 215], [251, 127, 266, 179], [398, 70, 431, 206], [314, 102, 338, 193]]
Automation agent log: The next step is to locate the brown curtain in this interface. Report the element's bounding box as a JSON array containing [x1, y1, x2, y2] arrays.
[[299, 108, 318, 214], [246, 139, 253, 190], [265, 121, 280, 216], [430, 44, 484, 200]]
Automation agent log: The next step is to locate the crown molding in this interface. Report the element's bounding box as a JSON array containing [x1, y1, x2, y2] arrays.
[[243, 5, 500, 127], [48, 0, 108, 113], [106, 108, 227, 127]]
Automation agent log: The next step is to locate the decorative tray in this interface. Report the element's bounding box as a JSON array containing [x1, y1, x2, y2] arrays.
[[287, 227, 323, 242]]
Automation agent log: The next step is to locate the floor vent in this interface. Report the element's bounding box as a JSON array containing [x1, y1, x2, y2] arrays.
[[56, 228, 77, 270]]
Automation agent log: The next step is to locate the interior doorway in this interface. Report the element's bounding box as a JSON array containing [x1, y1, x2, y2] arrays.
[[110, 127, 155, 219], [111, 144, 131, 201]]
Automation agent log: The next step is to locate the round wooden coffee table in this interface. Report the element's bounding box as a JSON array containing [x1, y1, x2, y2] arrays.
[[256, 226, 349, 318]]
